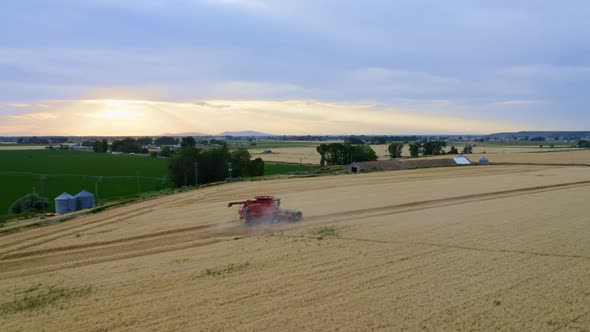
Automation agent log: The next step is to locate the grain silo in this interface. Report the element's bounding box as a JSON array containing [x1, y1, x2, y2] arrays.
[[479, 157, 489, 165], [75, 190, 95, 209], [55, 192, 76, 214]]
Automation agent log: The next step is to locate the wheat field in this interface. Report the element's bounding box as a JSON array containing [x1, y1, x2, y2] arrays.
[[250, 145, 590, 165], [1, 165, 590, 331]]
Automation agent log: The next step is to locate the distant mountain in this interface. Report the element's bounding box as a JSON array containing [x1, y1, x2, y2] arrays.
[[157, 132, 209, 137], [216, 131, 273, 137]]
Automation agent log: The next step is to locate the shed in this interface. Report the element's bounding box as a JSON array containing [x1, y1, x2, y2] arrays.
[[479, 157, 489, 165], [453, 155, 472, 165], [75, 190, 95, 209], [55, 192, 76, 214]]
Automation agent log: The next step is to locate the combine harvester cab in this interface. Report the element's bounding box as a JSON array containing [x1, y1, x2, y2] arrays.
[[227, 195, 303, 224]]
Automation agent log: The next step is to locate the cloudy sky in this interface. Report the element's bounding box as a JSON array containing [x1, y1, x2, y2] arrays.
[[1, 0, 589, 135]]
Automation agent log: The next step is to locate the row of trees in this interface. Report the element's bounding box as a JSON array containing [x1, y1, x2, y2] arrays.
[[168, 138, 264, 187], [316, 143, 378, 166], [316, 140, 467, 164], [17, 136, 69, 144], [83, 137, 148, 154], [578, 140, 590, 148], [388, 141, 468, 158]]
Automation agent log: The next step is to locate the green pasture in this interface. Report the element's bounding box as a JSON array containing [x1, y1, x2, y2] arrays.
[[263, 163, 319, 176], [0, 150, 170, 215]]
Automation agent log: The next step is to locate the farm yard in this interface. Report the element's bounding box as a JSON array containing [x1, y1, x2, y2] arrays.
[[1, 164, 589, 331]]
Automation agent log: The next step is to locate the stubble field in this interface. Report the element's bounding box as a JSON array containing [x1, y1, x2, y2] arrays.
[[250, 145, 590, 165], [1, 164, 589, 331]]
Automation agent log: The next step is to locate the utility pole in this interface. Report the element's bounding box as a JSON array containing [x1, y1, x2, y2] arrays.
[[195, 163, 199, 188], [136, 170, 140, 195], [227, 162, 233, 181]]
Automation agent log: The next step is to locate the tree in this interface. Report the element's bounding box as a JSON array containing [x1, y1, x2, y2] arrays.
[[154, 136, 179, 146], [247, 158, 265, 176], [462, 144, 473, 154], [137, 137, 153, 145], [9, 194, 49, 214], [230, 148, 252, 177], [578, 140, 590, 148], [319, 143, 377, 165], [409, 142, 422, 157], [92, 140, 104, 153], [370, 136, 388, 144], [349, 144, 378, 163], [49, 136, 68, 144], [316, 144, 328, 167], [180, 136, 196, 148], [325, 143, 346, 165], [422, 140, 447, 156], [168, 146, 200, 187], [159, 146, 174, 157], [529, 136, 546, 141], [102, 139, 109, 152], [197, 145, 231, 184], [111, 137, 142, 153], [344, 136, 365, 145], [449, 146, 459, 154], [388, 142, 404, 158]]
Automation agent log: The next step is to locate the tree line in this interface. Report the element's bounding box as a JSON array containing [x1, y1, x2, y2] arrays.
[[168, 137, 264, 187], [389, 141, 470, 158], [315, 143, 378, 166]]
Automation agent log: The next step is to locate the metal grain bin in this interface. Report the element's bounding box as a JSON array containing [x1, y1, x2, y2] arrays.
[[75, 190, 95, 210], [55, 192, 75, 214]]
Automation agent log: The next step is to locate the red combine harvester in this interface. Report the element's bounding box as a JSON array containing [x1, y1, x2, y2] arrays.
[[227, 195, 303, 224]]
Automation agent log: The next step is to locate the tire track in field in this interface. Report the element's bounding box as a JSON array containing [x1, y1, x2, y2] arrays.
[[0, 165, 559, 253], [0, 208, 158, 256], [1, 179, 588, 279], [0, 189, 195, 251], [0, 203, 158, 250], [303, 179, 590, 224], [0, 237, 229, 280], [1, 222, 219, 260]]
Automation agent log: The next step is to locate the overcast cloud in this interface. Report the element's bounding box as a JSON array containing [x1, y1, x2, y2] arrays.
[[1, 0, 589, 134]]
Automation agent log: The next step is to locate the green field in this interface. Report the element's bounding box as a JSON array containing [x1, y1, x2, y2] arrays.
[[263, 163, 319, 175], [0, 150, 171, 216]]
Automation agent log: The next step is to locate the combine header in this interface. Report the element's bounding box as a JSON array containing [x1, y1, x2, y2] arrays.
[[227, 195, 303, 224]]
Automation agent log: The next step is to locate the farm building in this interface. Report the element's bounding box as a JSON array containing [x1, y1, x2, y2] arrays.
[[55, 192, 77, 214], [347, 158, 458, 173], [453, 155, 472, 165], [479, 157, 489, 165], [75, 190, 95, 209]]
